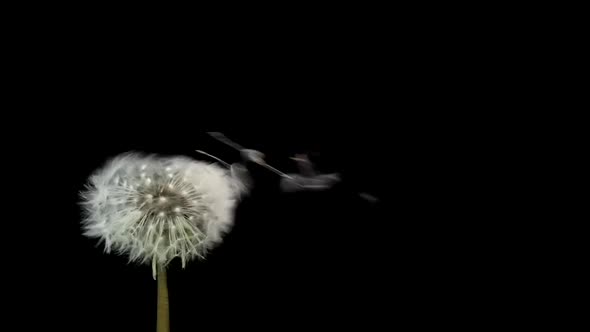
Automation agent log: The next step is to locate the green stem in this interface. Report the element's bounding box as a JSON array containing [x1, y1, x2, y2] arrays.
[[157, 268, 170, 332]]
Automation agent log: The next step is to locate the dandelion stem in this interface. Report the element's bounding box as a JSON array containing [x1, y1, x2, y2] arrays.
[[157, 268, 170, 332]]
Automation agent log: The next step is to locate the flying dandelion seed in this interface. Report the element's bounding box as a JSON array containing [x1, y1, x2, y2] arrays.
[[81, 153, 242, 279]]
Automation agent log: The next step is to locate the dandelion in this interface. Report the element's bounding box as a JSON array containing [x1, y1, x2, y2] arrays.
[[81, 153, 241, 279], [81, 152, 244, 332]]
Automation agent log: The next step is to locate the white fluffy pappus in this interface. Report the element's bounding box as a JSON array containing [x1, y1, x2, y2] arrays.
[[81, 153, 244, 278]]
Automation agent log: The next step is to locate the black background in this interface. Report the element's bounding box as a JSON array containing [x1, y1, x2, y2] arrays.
[[4, 23, 501, 329], [0, 6, 541, 328]]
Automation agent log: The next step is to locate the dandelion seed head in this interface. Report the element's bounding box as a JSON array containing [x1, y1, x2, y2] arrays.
[[80, 153, 242, 278]]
